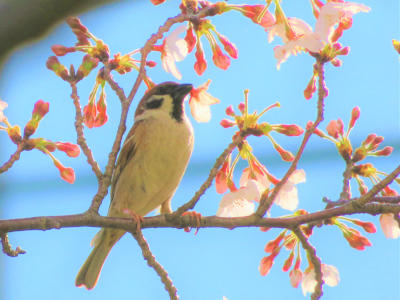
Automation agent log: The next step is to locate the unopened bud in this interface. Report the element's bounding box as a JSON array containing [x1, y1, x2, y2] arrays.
[[273, 124, 304, 136], [56, 142, 80, 157], [51, 45, 75, 56], [220, 119, 236, 128], [225, 105, 235, 116], [374, 146, 393, 157], [238, 102, 245, 114], [349, 106, 360, 129]]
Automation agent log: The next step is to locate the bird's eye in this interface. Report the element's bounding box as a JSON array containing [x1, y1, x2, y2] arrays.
[[146, 97, 164, 109]]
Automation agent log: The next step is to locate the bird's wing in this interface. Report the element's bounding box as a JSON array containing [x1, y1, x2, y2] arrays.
[[110, 120, 142, 201]]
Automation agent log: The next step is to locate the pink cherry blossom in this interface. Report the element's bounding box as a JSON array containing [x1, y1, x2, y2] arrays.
[[216, 180, 261, 217], [239, 167, 270, 193], [0, 100, 8, 123], [379, 214, 400, 239], [268, 18, 324, 69], [188, 80, 220, 123], [158, 25, 188, 80], [274, 169, 306, 211], [315, 2, 370, 43], [301, 264, 340, 296]]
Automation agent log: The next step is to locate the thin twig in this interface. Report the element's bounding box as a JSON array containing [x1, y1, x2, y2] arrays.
[[339, 161, 353, 201], [0, 145, 23, 174], [293, 227, 323, 300], [131, 230, 178, 300], [256, 60, 327, 217], [70, 82, 103, 180], [0, 232, 26, 257]]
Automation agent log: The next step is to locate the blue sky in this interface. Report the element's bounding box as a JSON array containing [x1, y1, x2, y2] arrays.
[[0, 1, 399, 299]]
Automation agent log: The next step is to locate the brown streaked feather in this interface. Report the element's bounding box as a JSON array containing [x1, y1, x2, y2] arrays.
[[110, 120, 142, 201]]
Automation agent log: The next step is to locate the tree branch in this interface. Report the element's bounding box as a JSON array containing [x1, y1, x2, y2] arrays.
[[131, 230, 178, 300], [293, 227, 323, 300], [0, 201, 398, 234]]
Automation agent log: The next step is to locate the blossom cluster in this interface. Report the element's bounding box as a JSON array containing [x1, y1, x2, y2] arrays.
[[0, 99, 80, 183]]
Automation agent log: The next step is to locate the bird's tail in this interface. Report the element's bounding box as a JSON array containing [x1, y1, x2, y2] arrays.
[[75, 228, 124, 289]]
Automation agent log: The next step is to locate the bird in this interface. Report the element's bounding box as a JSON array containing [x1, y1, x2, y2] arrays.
[[75, 82, 194, 289]]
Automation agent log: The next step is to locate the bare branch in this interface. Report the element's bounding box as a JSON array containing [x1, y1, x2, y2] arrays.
[[0, 145, 23, 174], [0, 201, 398, 235], [131, 230, 178, 300]]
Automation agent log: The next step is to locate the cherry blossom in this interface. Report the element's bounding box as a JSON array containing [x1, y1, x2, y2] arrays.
[[155, 25, 188, 80], [216, 180, 261, 217], [315, 1, 371, 43], [301, 264, 340, 296], [0, 100, 8, 123], [269, 18, 324, 69], [188, 80, 220, 123], [379, 214, 400, 239], [274, 169, 306, 211]]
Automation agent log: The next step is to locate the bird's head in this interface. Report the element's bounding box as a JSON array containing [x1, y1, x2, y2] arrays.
[[135, 82, 193, 122]]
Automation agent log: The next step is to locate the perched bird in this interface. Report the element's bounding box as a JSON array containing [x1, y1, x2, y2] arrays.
[[76, 82, 194, 289]]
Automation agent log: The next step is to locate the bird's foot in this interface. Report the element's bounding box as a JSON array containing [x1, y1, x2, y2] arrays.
[[123, 208, 144, 233], [182, 211, 202, 234]]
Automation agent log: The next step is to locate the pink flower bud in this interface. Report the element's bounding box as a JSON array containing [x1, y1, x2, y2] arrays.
[[54, 160, 75, 184], [225, 105, 235, 116], [212, 44, 230, 70], [220, 119, 236, 128], [194, 47, 207, 75], [259, 252, 278, 276], [349, 106, 360, 129], [326, 119, 343, 139], [374, 146, 393, 157], [145, 60, 157, 68], [352, 220, 377, 233], [369, 136, 384, 151], [331, 58, 342, 67], [282, 251, 294, 272], [274, 124, 304, 136], [184, 27, 197, 53], [32, 100, 49, 119], [265, 232, 285, 253], [238, 102, 245, 114], [289, 268, 303, 288], [83, 101, 97, 128], [343, 227, 371, 250], [56, 142, 80, 157], [77, 55, 99, 80], [46, 56, 69, 81], [51, 45, 75, 56], [240, 5, 275, 30], [218, 34, 238, 59], [273, 144, 294, 162], [304, 76, 317, 100]]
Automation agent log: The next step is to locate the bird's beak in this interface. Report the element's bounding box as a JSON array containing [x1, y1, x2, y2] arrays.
[[173, 84, 193, 101]]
